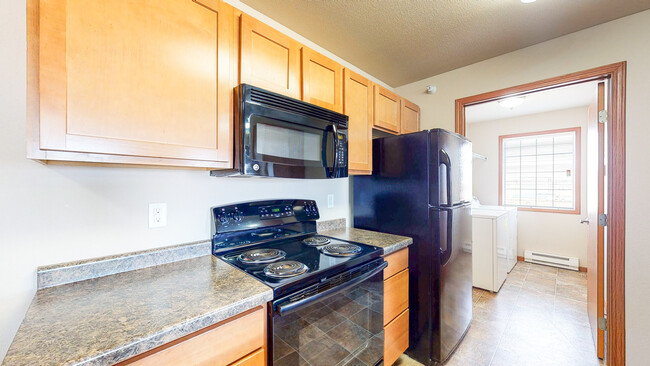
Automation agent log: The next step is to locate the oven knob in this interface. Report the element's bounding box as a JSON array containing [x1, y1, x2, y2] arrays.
[[218, 215, 227, 224], [252, 163, 260, 172]]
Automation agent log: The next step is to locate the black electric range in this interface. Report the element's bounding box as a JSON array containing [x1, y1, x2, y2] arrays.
[[211, 199, 386, 366], [211, 199, 383, 298]]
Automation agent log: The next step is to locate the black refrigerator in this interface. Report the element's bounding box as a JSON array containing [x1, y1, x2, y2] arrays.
[[353, 129, 473, 365]]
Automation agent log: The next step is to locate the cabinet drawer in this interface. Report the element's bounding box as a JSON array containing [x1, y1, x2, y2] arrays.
[[384, 269, 409, 325], [384, 309, 409, 366], [122, 306, 266, 366], [228, 348, 265, 366], [383, 248, 408, 280]]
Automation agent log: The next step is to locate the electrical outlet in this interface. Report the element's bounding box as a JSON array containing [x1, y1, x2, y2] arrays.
[[327, 194, 334, 209], [149, 203, 167, 228]]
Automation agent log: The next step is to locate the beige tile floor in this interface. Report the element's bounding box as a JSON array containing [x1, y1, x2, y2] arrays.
[[394, 262, 605, 366]]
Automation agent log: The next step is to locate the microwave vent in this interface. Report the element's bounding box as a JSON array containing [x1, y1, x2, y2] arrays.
[[249, 87, 348, 128]]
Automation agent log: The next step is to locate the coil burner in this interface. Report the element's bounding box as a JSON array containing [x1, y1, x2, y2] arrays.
[[302, 236, 331, 246], [320, 243, 362, 257], [238, 249, 286, 264], [263, 261, 309, 278]]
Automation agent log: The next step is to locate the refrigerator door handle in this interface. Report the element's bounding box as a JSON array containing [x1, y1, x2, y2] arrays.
[[440, 208, 454, 266], [439, 148, 452, 206]]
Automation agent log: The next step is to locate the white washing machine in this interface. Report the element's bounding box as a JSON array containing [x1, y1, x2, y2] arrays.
[[474, 204, 518, 273], [470, 200, 518, 292]]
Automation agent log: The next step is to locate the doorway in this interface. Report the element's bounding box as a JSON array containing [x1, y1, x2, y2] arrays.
[[454, 62, 626, 366]]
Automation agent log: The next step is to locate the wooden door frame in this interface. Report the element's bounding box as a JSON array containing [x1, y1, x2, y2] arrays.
[[455, 62, 626, 366]]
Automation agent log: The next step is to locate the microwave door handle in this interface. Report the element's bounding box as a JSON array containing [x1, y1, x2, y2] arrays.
[[331, 124, 340, 178]]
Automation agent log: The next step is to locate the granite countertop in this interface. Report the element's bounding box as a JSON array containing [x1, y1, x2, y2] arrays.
[[3, 220, 408, 366], [2, 255, 273, 366], [319, 227, 413, 255]]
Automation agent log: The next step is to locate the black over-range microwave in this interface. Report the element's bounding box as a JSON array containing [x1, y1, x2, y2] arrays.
[[211, 84, 348, 179]]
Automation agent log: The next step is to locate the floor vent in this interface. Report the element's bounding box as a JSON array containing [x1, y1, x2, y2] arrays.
[[524, 250, 579, 271]]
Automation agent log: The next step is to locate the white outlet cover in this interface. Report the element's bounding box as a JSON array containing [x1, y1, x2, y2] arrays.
[[149, 203, 167, 228], [327, 194, 334, 209]]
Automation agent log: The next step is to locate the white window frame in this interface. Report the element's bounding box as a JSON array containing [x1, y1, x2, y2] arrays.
[[499, 127, 581, 214]]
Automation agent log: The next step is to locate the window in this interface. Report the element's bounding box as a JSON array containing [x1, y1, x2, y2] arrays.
[[499, 128, 580, 214]]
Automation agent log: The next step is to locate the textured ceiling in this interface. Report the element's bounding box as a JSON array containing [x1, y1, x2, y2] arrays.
[[240, 0, 650, 87]]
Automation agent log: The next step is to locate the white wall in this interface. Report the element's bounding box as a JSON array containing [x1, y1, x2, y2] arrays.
[[0, 0, 373, 360], [396, 10, 650, 365], [468, 107, 589, 265]]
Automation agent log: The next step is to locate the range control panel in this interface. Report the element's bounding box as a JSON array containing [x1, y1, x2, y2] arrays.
[[259, 204, 294, 220], [212, 199, 320, 234]]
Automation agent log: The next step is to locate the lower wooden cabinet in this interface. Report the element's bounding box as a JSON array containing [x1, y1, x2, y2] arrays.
[[384, 268, 409, 325], [383, 248, 409, 365], [229, 348, 266, 366], [385, 309, 410, 366], [118, 305, 266, 366]]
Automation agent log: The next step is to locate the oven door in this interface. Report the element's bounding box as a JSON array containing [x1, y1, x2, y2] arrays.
[[242, 103, 347, 179], [270, 259, 387, 366]]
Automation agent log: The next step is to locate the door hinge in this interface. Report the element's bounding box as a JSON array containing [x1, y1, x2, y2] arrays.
[[598, 110, 608, 124], [598, 316, 608, 331], [598, 213, 608, 227]]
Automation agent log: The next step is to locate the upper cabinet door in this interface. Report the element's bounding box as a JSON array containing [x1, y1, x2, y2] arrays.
[[401, 99, 421, 134], [240, 13, 300, 99], [35, 0, 234, 168], [373, 85, 401, 134], [301, 47, 342, 112], [343, 69, 373, 175]]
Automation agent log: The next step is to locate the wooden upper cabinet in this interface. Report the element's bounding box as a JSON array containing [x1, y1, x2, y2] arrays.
[[29, 0, 234, 168], [343, 69, 373, 175], [401, 98, 421, 134], [301, 47, 342, 112], [240, 13, 300, 99], [373, 85, 401, 134]]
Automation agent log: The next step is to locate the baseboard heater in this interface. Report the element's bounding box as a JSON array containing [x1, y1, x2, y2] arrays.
[[524, 250, 579, 271]]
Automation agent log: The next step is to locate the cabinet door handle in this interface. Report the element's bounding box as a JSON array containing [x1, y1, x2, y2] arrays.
[[579, 218, 590, 224]]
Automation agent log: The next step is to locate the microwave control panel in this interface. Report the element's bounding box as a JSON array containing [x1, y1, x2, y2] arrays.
[[337, 133, 347, 167]]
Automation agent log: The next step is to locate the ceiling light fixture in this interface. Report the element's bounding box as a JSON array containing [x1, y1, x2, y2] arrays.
[[498, 96, 526, 109], [520, 0, 537, 3], [426, 85, 437, 94]]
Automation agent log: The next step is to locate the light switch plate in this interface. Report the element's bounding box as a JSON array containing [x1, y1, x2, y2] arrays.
[[327, 194, 334, 208], [149, 203, 167, 228]]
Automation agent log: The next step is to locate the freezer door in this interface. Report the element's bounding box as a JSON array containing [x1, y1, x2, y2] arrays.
[[429, 130, 473, 207], [431, 204, 473, 363]]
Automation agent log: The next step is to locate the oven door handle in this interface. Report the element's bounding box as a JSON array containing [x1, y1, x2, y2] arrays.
[[276, 261, 388, 316]]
